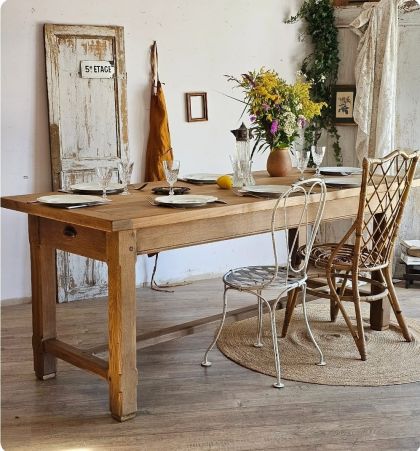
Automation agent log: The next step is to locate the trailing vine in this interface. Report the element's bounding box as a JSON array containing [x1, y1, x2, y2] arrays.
[[286, 0, 343, 165]]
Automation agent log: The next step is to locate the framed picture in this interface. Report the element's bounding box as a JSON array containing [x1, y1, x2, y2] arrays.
[[185, 92, 208, 122], [332, 85, 356, 125]]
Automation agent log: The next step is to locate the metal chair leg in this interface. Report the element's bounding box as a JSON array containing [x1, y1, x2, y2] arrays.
[[254, 290, 264, 348], [201, 286, 229, 367], [269, 305, 284, 389], [301, 284, 326, 366]]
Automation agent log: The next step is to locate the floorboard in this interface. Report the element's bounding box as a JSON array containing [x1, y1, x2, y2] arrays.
[[1, 279, 420, 450]]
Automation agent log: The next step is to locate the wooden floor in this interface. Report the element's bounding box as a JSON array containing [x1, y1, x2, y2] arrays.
[[2, 279, 420, 450]]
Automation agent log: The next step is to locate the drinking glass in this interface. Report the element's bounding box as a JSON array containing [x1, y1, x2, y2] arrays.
[[311, 146, 326, 176], [118, 160, 134, 195], [163, 160, 180, 195], [96, 167, 113, 200], [295, 149, 310, 181]]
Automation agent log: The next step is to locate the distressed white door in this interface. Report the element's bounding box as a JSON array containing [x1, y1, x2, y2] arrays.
[[44, 24, 129, 302]]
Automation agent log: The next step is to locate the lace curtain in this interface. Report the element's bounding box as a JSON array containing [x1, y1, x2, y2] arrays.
[[350, 0, 411, 163]]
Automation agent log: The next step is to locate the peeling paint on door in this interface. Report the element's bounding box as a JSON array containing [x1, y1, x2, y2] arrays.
[[44, 24, 128, 302]]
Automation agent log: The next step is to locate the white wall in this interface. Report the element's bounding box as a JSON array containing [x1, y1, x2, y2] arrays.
[[1, 0, 304, 302]]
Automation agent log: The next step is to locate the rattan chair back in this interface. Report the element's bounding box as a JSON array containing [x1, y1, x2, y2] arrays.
[[355, 150, 419, 270]]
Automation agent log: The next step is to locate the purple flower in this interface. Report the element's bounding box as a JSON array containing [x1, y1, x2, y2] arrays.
[[250, 115, 257, 122], [262, 103, 270, 111], [298, 115, 306, 128], [270, 120, 279, 135]]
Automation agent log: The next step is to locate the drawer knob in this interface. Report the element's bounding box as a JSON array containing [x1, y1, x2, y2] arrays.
[[63, 226, 77, 238]]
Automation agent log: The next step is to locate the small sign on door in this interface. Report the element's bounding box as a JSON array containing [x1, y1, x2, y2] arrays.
[[80, 60, 115, 79]]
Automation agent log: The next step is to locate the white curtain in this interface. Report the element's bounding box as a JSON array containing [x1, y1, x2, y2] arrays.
[[350, 0, 408, 163]]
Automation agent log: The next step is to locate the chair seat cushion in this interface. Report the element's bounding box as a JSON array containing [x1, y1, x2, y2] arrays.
[[223, 265, 303, 290]]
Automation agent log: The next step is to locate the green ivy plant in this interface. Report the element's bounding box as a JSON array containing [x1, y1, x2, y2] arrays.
[[286, 0, 343, 165]]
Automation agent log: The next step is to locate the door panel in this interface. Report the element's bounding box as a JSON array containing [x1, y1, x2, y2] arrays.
[[44, 24, 128, 302]]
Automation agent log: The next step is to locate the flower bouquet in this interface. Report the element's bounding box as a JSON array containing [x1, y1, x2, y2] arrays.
[[227, 68, 326, 160]]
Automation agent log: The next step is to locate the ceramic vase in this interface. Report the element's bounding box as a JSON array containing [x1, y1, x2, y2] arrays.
[[266, 147, 292, 177]]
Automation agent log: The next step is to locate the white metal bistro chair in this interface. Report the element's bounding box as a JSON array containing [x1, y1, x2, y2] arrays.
[[201, 178, 328, 388]]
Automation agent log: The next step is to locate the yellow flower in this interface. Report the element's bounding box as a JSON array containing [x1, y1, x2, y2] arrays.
[[228, 68, 326, 149]]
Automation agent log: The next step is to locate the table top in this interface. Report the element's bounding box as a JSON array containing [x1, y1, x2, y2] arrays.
[[2, 172, 419, 233]]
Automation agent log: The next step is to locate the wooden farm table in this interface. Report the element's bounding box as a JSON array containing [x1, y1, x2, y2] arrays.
[[2, 173, 418, 421]]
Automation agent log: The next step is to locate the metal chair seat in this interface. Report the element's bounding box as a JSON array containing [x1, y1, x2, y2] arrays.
[[223, 265, 302, 291]]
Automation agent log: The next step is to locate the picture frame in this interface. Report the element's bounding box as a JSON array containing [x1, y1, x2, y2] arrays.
[[332, 85, 357, 125], [185, 92, 208, 122]]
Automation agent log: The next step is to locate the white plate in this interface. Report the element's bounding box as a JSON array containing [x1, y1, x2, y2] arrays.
[[320, 166, 362, 176], [70, 182, 124, 193], [325, 177, 362, 188], [242, 185, 291, 197], [37, 194, 105, 206], [182, 173, 221, 183], [154, 194, 218, 207]]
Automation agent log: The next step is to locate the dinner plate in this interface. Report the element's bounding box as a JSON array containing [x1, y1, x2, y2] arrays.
[[182, 173, 221, 183], [320, 166, 362, 176], [241, 185, 291, 197], [37, 194, 106, 207], [70, 182, 124, 194], [154, 194, 218, 207], [325, 177, 362, 188]]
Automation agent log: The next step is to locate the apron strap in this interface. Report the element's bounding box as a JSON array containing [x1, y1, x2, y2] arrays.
[[151, 41, 160, 95]]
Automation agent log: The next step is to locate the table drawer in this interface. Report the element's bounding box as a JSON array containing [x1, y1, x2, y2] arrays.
[[38, 217, 107, 261]]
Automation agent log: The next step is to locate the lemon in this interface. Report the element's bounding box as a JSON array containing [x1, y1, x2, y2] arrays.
[[217, 174, 233, 189]]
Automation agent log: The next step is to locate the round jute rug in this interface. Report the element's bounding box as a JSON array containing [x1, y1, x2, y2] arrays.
[[217, 303, 420, 386]]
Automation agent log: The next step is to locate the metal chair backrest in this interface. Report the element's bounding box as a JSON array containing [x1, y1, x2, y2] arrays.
[[270, 178, 327, 284], [355, 150, 419, 270]]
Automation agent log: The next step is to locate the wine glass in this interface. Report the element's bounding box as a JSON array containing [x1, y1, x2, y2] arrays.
[[118, 160, 134, 195], [96, 167, 113, 200], [295, 149, 310, 181], [163, 160, 180, 196], [311, 146, 326, 177]]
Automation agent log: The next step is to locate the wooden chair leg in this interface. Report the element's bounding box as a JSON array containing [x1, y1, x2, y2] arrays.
[[330, 275, 339, 322], [383, 266, 412, 342], [281, 288, 299, 338], [330, 271, 350, 322], [328, 272, 367, 360], [352, 275, 367, 361], [330, 300, 339, 322]]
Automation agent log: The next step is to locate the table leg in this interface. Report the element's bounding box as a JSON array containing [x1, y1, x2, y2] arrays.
[[370, 212, 391, 330], [28, 215, 57, 380], [107, 230, 138, 422], [288, 228, 299, 268], [283, 228, 300, 325]]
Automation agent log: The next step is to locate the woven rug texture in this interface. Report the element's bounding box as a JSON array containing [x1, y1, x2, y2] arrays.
[[217, 302, 420, 386]]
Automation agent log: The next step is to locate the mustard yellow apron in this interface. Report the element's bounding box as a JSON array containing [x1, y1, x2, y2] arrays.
[[145, 41, 173, 182]]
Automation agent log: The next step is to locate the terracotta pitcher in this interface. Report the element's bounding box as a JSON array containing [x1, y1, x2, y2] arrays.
[[266, 147, 292, 177]]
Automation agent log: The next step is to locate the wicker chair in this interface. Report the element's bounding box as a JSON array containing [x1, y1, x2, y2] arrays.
[[282, 150, 419, 361], [201, 178, 328, 388]]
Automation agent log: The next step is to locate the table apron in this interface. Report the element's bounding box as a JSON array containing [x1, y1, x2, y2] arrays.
[[37, 217, 107, 262], [35, 195, 380, 258], [135, 197, 362, 254]]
